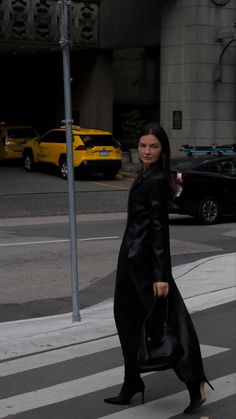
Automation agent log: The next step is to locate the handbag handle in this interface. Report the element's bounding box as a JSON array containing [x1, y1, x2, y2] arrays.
[[143, 295, 169, 327]]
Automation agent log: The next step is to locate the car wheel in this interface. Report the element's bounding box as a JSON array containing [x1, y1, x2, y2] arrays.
[[59, 159, 68, 179], [23, 151, 34, 171], [197, 196, 221, 225], [103, 171, 118, 180]]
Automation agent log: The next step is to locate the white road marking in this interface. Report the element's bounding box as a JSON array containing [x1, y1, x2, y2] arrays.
[[185, 287, 236, 313], [98, 374, 236, 419], [0, 368, 234, 419], [0, 335, 120, 377], [0, 344, 230, 418], [0, 341, 228, 378], [0, 236, 119, 247], [0, 366, 124, 417]]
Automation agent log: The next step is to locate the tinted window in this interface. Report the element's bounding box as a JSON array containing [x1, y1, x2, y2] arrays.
[[41, 131, 66, 143], [198, 163, 220, 174], [80, 135, 119, 147], [218, 159, 236, 177], [174, 157, 236, 177], [8, 128, 38, 139], [172, 159, 208, 171]]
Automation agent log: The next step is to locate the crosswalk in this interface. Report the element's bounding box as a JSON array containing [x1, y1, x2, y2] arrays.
[[0, 332, 235, 419], [99, 374, 236, 419]]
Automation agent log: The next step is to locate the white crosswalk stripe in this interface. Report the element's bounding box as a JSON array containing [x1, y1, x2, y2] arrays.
[[0, 335, 120, 377], [0, 366, 124, 418], [0, 344, 231, 418], [98, 374, 236, 419], [0, 338, 228, 378]]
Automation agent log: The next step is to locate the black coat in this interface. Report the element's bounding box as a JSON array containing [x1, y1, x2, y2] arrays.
[[114, 163, 206, 383]]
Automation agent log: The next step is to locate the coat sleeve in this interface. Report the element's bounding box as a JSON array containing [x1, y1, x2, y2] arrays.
[[148, 175, 172, 283]]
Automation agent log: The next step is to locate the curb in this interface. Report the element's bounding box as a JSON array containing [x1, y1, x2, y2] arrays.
[[0, 253, 235, 362]]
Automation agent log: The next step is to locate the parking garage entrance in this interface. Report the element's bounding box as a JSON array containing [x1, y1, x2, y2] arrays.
[[0, 51, 64, 135]]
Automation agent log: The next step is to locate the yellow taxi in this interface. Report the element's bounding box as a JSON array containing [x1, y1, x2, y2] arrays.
[[0, 123, 38, 161], [22, 125, 122, 179]]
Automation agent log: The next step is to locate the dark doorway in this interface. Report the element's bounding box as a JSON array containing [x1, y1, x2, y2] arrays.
[[0, 52, 64, 134]]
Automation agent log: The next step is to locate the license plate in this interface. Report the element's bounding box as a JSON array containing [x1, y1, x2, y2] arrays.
[[100, 151, 109, 156]]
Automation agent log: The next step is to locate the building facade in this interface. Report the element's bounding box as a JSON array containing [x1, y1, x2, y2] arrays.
[[0, 0, 235, 156], [160, 0, 236, 154]]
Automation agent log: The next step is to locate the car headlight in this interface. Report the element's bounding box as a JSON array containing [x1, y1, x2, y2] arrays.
[[2, 137, 10, 145]]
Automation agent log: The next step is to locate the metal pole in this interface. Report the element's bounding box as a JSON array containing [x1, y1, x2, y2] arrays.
[[59, 0, 80, 321]]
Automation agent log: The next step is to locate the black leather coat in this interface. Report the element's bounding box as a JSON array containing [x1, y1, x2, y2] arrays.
[[114, 162, 206, 383]]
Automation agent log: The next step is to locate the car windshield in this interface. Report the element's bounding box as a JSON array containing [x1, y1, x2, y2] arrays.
[[80, 135, 119, 147], [8, 128, 38, 139]]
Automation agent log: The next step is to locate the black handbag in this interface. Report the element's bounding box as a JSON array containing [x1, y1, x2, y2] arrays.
[[138, 296, 183, 373]]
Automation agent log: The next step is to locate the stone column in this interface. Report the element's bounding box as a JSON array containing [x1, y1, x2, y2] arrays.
[[72, 50, 113, 131], [160, 0, 236, 157]]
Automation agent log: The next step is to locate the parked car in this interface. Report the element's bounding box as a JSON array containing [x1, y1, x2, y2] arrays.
[[0, 123, 38, 161], [22, 125, 122, 179], [170, 155, 236, 224]]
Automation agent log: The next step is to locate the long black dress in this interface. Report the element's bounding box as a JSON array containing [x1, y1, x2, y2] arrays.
[[114, 162, 206, 383]]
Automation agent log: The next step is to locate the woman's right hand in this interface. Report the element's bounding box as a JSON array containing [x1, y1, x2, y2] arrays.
[[153, 281, 169, 297]]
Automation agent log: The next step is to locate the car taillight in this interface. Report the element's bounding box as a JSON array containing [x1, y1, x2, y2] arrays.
[[175, 172, 189, 185]]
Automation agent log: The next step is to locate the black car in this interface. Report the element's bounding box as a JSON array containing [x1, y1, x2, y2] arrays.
[[170, 155, 236, 224]]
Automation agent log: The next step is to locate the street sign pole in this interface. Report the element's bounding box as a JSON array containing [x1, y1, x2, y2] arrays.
[[59, 0, 80, 322]]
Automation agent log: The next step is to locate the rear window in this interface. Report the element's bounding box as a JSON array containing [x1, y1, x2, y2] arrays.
[[172, 157, 236, 176], [8, 128, 38, 139], [172, 160, 203, 171], [172, 157, 218, 171], [80, 135, 119, 147]]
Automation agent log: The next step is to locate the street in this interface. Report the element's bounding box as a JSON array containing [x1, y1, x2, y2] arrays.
[[0, 164, 235, 418], [0, 298, 235, 418], [0, 164, 131, 217], [1, 0, 236, 416], [0, 214, 235, 321]]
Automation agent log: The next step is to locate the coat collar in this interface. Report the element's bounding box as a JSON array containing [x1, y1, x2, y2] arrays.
[[139, 160, 163, 179], [130, 161, 163, 194]]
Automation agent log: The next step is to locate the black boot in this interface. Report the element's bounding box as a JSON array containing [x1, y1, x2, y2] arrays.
[[104, 376, 145, 405], [184, 379, 214, 413]]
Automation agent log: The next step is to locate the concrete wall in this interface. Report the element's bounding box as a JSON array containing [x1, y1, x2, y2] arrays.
[[160, 0, 236, 156], [113, 48, 159, 105], [100, 0, 161, 48], [71, 50, 113, 131]]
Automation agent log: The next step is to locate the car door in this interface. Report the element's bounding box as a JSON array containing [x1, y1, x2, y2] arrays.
[[216, 158, 236, 212], [44, 130, 67, 165], [32, 132, 51, 162], [34, 130, 65, 164]]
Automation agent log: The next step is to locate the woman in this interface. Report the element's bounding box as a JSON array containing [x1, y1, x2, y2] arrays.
[[104, 122, 213, 414]]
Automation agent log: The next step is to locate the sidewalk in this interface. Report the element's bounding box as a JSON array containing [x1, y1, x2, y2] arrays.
[[0, 253, 235, 362]]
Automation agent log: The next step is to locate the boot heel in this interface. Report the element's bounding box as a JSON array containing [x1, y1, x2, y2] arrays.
[[206, 379, 214, 391], [141, 389, 145, 404]]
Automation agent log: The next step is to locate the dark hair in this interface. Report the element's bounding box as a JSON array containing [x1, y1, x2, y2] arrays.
[[139, 122, 174, 192]]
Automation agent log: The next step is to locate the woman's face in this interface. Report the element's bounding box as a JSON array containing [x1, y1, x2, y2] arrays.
[[138, 134, 162, 168]]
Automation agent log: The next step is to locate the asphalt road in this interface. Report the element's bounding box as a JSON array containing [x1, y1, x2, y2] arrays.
[[0, 163, 131, 217], [0, 300, 235, 419], [0, 163, 235, 419], [0, 163, 235, 322], [0, 213, 235, 321]]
